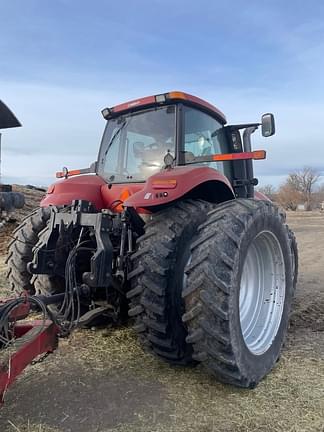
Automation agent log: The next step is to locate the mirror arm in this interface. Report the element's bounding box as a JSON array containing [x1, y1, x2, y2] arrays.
[[242, 125, 258, 152], [226, 122, 260, 132], [242, 126, 258, 198]]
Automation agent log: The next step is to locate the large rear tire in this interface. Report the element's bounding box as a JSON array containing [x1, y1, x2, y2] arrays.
[[6, 208, 51, 294], [128, 200, 211, 365], [183, 199, 295, 387]]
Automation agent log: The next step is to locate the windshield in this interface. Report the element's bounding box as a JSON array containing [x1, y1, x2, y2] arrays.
[[98, 105, 176, 183]]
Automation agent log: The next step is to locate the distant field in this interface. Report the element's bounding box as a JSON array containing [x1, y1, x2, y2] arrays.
[[0, 206, 323, 432]]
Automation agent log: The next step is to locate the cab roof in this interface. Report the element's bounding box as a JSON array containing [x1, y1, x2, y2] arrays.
[[102, 91, 227, 124]]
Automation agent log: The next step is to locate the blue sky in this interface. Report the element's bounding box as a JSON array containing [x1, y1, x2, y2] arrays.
[[1, 0, 324, 187]]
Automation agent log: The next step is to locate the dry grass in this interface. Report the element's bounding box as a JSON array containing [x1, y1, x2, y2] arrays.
[[5, 421, 60, 432], [3, 325, 324, 431], [62, 328, 324, 432], [5, 323, 317, 432]]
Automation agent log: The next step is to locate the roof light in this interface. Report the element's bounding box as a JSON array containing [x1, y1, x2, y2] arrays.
[[167, 91, 186, 100], [155, 94, 166, 103], [101, 108, 112, 119]]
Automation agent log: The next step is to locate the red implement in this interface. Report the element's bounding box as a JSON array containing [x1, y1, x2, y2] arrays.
[[0, 299, 59, 404]]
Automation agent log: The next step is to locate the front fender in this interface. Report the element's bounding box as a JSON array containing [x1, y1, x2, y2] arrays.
[[124, 166, 235, 209]]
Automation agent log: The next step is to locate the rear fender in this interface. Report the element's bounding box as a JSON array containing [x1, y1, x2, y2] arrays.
[[41, 175, 147, 212], [124, 166, 235, 209], [41, 175, 105, 210]]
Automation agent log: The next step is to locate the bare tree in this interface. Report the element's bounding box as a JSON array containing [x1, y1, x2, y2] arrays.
[[286, 167, 320, 210], [277, 183, 302, 211], [313, 183, 324, 209]]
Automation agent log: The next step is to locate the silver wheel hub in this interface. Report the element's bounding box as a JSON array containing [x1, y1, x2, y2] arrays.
[[239, 231, 286, 355]]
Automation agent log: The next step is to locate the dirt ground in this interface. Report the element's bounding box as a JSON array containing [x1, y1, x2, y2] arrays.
[[0, 194, 323, 432]]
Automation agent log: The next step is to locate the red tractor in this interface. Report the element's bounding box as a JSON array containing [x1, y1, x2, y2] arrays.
[[3, 91, 297, 391]]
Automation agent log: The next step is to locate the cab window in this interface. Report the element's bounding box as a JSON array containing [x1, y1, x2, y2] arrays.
[[183, 106, 229, 175], [99, 106, 176, 182]]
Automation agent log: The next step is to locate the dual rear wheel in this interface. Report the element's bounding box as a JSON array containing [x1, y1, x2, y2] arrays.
[[129, 198, 297, 387]]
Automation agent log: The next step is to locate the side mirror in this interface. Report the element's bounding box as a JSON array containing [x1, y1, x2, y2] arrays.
[[261, 113, 275, 137]]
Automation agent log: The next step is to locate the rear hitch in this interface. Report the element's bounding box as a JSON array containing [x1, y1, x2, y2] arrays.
[[28, 200, 114, 288]]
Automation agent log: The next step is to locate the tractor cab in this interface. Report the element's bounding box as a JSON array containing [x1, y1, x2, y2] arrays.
[[97, 92, 231, 183], [96, 91, 275, 200]]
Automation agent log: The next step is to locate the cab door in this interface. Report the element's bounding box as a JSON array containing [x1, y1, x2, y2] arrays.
[[178, 104, 233, 181]]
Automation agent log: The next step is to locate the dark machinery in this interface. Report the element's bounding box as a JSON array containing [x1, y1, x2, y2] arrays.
[[0, 100, 25, 225]]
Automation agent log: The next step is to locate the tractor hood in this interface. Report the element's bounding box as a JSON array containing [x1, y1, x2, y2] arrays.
[[0, 100, 21, 129]]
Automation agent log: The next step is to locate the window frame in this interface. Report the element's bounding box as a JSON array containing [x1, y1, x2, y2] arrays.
[[97, 105, 177, 183]]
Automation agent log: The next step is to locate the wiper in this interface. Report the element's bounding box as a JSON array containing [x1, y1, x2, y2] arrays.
[[104, 120, 127, 156]]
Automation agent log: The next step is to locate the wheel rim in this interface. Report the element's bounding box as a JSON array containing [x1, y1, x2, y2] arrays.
[[239, 231, 286, 355]]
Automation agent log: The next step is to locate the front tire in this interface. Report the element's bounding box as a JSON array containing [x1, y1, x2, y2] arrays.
[[183, 199, 295, 387]]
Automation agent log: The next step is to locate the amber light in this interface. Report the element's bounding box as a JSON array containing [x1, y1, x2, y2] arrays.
[[56, 169, 81, 179], [152, 179, 177, 189], [251, 150, 266, 160], [212, 150, 266, 161], [167, 91, 186, 100]]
